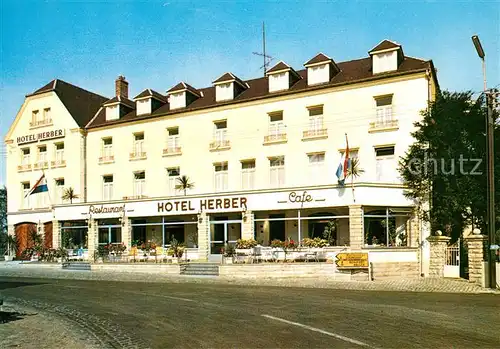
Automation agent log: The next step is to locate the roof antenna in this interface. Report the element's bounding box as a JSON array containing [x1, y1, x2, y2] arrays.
[[252, 21, 274, 77]]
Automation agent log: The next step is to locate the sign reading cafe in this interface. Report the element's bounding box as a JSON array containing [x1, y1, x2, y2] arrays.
[[17, 128, 65, 145]]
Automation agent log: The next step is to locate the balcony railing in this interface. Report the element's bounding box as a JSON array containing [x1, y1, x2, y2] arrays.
[[369, 119, 399, 132], [33, 161, 49, 170], [302, 128, 328, 139], [129, 152, 147, 160], [29, 119, 53, 128], [162, 147, 182, 156], [51, 160, 66, 168], [209, 139, 231, 151], [99, 155, 114, 164], [17, 164, 32, 172], [123, 195, 149, 200], [264, 133, 287, 144]]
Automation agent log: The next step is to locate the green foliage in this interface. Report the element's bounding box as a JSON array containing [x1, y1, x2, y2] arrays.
[[62, 187, 79, 204], [167, 237, 185, 257], [347, 157, 365, 179], [0, 187, 7, 255], [175, 175, 195, 196], [322, 219, 337, 245], [235, 239, 258, 249], [223, 244, 235, 257], [301, 237, 328, 248], [399, 91, 500, 241]]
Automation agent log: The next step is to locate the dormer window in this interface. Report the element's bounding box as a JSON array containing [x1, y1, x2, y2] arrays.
[[136, 99, 151, 116], [213, 72, 247, 102], [266, 61, 301, 93], [106, 105, 119, 121], [166, 82, 200, 110], [369, 40, 404, 74], [133, 89, 167, 115], [304, 53, 339, 86]]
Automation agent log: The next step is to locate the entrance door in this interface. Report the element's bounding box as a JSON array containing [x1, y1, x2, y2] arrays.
[[269, 214, 285, 242], [208, 218, 242, 261]]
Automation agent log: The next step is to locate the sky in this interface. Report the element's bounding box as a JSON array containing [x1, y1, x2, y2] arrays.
[[0, 0, 499, 185]]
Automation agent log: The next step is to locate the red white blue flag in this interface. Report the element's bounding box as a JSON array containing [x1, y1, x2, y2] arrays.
[[25, 174, 48, 198], [336, 134, 350, 186]]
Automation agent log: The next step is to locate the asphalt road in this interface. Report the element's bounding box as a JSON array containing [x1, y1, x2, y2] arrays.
[[0, 276, 499, 349]]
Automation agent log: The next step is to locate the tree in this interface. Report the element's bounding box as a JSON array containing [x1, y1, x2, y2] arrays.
[[347, 157, 364, 202], [62, 187, 79, 204], [175, 175, 195, 196], [399, 91, 499, 242]]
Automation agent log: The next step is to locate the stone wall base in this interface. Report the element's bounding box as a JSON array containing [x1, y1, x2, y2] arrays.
[[371, 262, 420, 281], [90, 264, 180, 274]]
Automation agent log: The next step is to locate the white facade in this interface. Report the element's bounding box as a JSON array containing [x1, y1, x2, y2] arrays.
[[4, 41, 437, 269]]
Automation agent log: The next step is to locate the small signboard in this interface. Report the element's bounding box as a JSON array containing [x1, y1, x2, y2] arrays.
[[335, 252, 369, 268]]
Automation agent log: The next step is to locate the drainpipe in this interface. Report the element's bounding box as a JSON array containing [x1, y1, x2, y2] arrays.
[[82, 129, 88, 203]]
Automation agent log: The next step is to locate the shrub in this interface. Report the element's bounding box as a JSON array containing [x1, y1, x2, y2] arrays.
[[270, 239, 283, 248], [301, 237, 328, 248], [235, 239, 258, 249]]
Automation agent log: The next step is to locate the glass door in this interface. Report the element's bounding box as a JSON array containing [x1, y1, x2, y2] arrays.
[[209, 219, 242, 256]]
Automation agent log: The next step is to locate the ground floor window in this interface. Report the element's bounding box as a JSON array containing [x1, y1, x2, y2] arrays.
[[130, 216, 197, 248], [61, 221, 88, 248], [363, 207, 410, 247], [97, 220, 122, 244]]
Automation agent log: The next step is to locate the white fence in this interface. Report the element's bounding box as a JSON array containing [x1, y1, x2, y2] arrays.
[[444, 243, 460, 278]]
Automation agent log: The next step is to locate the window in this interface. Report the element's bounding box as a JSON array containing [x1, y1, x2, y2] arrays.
[[375, 146, 396, 182], [364, 207, 409, 247], [270, 156, 285, 187], [103, 175, 113, 201], [21, 148, 30, 165], [269, 72, 288, 92], [167, 167, 180, 195], [37, 145, 47, 164], [216, 82, 233, 101], [133, 171, 146, 198], [267, 111, 285, 141], [101, 137, 113, 161], [213, 120, 228, 147], [166, 127, 181, 151], [133, 132, 145, 156], [55, 178, 64, 204], [54, 143, 64, 165], [31, 110, 39, 124], [308, 106, 324, 132], [241, 160, 256, 190], [375, 95, 393, 126], [21, 182, 30, 209], [214, 162, 228, 192], [308, 153, 325, 184], [43, 108, 51, 123]]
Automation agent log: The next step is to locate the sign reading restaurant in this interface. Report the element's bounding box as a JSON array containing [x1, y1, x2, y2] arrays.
[[17, 128, 65, 145]]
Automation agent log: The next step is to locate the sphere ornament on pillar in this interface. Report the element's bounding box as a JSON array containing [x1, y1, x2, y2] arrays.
[[472, 228, 481, 235], [435, 230, 442, 236]]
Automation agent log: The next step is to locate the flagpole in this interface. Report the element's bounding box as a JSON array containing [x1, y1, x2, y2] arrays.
[[42, 169, 53, 208]]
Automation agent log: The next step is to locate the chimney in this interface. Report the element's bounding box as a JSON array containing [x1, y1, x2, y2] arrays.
[[115, 75, 129, 98]]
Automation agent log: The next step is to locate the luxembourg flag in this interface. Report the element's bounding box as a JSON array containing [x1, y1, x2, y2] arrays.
[[336, 134, 350, 186], [25, 173, 48, 198]]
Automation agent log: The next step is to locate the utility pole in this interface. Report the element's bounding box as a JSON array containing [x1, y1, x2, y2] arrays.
[[472, 35, 497, 289]]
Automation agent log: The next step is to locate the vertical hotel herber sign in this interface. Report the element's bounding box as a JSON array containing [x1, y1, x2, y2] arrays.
[[16, 129, 65, 145]]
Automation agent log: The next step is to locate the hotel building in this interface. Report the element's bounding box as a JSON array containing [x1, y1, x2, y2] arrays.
[[5, 40, 438, 273]]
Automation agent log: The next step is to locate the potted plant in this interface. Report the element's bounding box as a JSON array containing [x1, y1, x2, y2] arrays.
[[167, 238, 185, 263], [282, 238, 297, 262], [223, 244, 235, 264]]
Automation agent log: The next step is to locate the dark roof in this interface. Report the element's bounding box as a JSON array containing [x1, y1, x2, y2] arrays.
[[27, 79, 108, 127], [87, 56, 433, 129], [213, 72, 247, 88], [103, 96, 135, 109], [369, 40, 401, 53], [166, 82, 200, 96], [304, 53, 333, 66], [266, 61, 292, 74], [133, 89, 167, 102]]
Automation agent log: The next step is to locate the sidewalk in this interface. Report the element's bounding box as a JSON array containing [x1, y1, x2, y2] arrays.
[[1, 262, 498, 294]]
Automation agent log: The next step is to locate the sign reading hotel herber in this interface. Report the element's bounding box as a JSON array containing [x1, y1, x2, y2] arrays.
[[157, 197, 247, 213], [17, 129, 65, 145]]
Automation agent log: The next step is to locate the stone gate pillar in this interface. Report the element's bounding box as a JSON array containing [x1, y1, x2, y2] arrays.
[[197, 212, 209, 261], [241, 210, 254, 240], [349, 205, 363, 249], [427, 235, 451, 277], [465, 233, 487, 286]]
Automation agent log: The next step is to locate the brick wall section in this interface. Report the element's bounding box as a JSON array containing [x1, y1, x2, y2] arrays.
[[197, 213, 209, 261], [241, 211, 254, 240], [349, 205, 363, 249], [371, 262, 420, 280], [465, 234, 487, 285], [427, 235, 450, 277]]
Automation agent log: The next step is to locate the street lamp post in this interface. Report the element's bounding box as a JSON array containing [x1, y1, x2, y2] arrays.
[[472, 35, 497, 289]]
